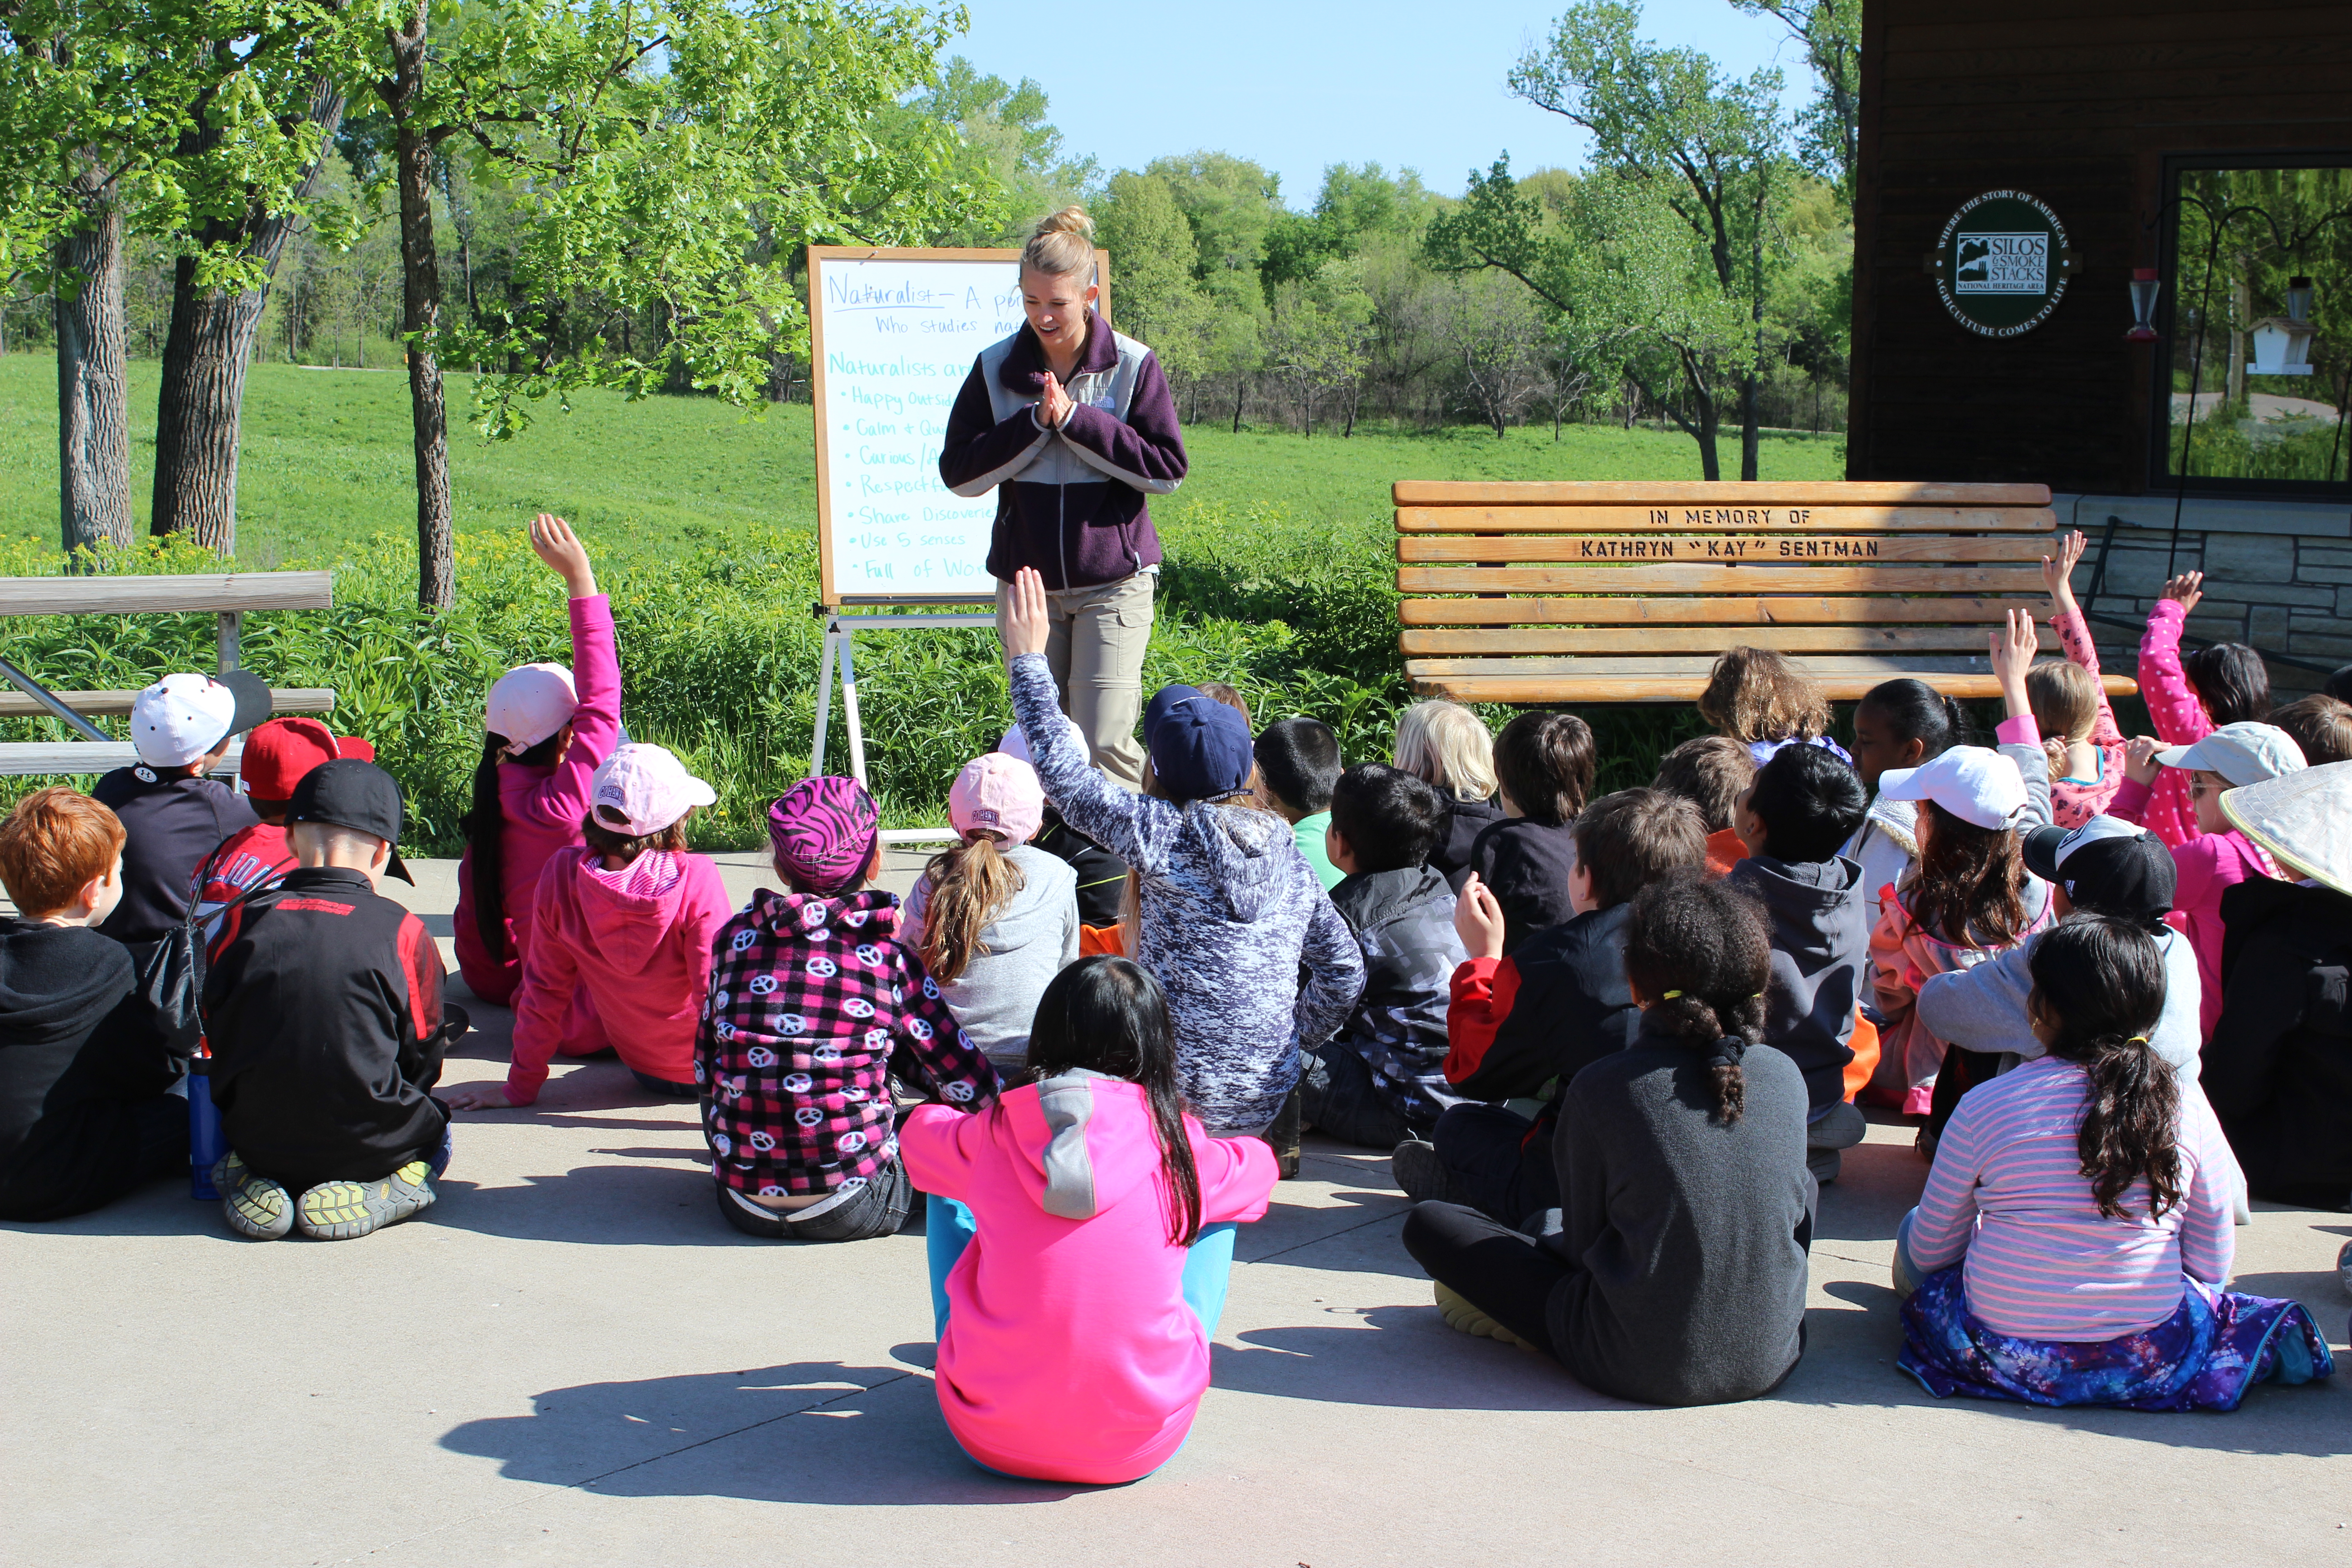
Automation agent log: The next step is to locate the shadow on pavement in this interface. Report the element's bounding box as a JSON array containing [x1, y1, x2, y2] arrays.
[[1210, 1304, 1625, 1412], [440, 1360, 1095, 1504]]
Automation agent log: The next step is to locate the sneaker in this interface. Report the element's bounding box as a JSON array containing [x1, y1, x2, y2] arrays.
[[215, 1153, 293, 1241], [1434, 1282, 1534, 1352], [1389, 1137, 1465, 1205], [294, 1160, 436, 1240]]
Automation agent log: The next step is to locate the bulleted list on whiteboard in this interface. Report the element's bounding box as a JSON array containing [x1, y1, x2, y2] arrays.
[[816, 258, 1023, 598]]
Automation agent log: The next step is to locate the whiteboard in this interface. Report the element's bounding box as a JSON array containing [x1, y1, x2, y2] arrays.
[[807, 246, 1112, 605]]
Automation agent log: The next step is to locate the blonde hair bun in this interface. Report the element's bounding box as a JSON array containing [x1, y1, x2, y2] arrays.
[[1023, 206, 1098, 280]]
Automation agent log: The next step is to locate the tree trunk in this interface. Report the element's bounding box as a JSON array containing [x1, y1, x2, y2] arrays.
[[54, 169, 133, 557], [151, 76, 348, 553], [2225, 265, 2249, 410], [1739, 368, 1760, 481], [1231, 378, 1245, 434], [383, 2, 454, 611]]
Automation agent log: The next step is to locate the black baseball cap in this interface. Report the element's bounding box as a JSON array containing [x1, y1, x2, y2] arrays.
[[2023, 815, 2174, 920], [219, 669, 275, 737], [287, 758, 414, 883]]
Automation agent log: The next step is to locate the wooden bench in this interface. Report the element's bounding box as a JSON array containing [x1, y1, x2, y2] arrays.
[[1395, 481, 2139, 704], [0, 571, 336, 777]]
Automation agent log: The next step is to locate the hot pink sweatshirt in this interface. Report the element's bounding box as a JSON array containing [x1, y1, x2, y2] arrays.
[[453, 593, 622, 1008], [2109, 775, 2278, 1040], [2136, 599, 2207, 849], [505, 848, 732, 1103], [901, 1073, 1277, 1485]]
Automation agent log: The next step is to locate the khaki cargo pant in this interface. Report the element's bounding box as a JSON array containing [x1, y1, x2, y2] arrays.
[[995, 569, 1153, 790]]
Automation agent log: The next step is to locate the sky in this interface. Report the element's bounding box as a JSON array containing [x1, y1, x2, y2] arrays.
[[946, 0, 1817, 207]]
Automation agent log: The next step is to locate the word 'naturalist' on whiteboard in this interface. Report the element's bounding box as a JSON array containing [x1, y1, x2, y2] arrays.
[[808, 249, 1028, 604]]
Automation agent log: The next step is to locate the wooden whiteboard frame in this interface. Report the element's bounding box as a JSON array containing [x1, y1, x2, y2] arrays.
[[807, 245, 1112, 606]]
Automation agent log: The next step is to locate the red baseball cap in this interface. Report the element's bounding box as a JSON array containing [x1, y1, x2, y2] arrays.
[[240, 717, 376, 801]]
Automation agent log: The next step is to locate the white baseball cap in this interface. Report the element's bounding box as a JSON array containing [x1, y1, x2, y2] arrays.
[[131, 671, 273, 767], [590, 743, 716, 836], [1876, 745, 2029, 831], [2156, 721, 2307, 787], [997, 711, 1085, 767], [485, 662, 578, 755]]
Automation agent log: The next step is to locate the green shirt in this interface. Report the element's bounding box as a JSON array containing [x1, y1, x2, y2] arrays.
[[1294, 811, 1344, 893]]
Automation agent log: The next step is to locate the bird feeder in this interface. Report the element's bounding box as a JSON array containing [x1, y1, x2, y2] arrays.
[[2247, 275, 2316, 377], [2126, 268, 2161, 341]]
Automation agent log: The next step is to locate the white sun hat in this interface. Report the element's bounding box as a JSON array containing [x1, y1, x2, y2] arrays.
[[2220, 759, 2352, 896]]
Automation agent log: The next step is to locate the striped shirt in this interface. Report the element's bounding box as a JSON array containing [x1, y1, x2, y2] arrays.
[[1910, 1055, 2234, 1340]]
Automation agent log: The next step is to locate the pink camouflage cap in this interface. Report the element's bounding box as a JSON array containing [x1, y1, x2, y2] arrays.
[[768, 776, 881, 895]]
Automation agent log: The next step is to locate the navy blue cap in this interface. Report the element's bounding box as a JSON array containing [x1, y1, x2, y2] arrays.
[[1142, 684, 1254, 804]]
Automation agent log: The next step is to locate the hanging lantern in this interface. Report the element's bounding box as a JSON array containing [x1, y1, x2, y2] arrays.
[[2248, 276, 2317, 377], [2126, 268, 2161, 341]]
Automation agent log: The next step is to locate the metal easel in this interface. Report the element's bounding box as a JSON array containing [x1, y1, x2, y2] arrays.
[[809, 603, 996, 844]]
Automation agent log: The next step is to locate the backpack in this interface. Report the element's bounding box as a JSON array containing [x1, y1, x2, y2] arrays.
[[129, 879, 272, 1057]]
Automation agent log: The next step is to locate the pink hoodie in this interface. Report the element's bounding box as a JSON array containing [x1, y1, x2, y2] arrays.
[[2136, 599, 2208, 849], [504, 847, 733, 1103], [901, 1073, 1277, 1485], [454, 592, 622, 1009]]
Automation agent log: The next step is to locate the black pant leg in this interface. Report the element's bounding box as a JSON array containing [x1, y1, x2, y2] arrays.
[[1432, 1102, 1542, 1224], [1401, 1200, 1568, 1361]]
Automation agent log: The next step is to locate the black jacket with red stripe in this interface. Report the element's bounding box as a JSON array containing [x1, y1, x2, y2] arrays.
[[202, 867, 459, 1191], [1442, 901, 1642, 1104]]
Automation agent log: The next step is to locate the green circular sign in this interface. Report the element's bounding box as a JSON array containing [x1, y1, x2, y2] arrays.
[[1936, 190, 2070, 338]]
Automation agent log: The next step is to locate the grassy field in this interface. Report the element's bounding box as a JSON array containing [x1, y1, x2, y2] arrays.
[[0, 351, 1851, 847], [0, 353, 1844, 562]]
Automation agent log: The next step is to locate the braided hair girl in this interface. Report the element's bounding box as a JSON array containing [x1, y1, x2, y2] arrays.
[[1622, 874, 1773, 1124]]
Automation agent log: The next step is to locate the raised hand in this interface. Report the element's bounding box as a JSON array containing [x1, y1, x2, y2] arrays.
[[1003, 566, 1051, 659], [1991, 607, 2039, 718], [529, 513, 597, 598], [2124, 735, 2165, 786], [2042, 529, 2086, 611], [2159, 571, 2203, 615]]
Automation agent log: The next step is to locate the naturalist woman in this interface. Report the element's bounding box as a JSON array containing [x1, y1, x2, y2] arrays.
[[938, 207, 1188, 789]]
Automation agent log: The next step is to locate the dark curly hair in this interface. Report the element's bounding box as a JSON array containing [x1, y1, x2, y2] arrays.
[[1622, 874, 1771, 1123]]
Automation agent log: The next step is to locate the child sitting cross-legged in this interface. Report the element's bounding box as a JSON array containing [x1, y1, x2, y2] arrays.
[[902, 751, 1080, 1082], [94, 670, 272, 943], [203, 761, 468, 1241], [1894, 913, 2335, 1411], [1394, 788, 1708, 1223], [1298, 764, 1467, 1151], [1726, 744, 1873, 1182], [0, 789, 186, 1221], [902, 956, 1279, 1485], [701, 777, 1000, 1243], [1465, 710, 1596, 954], [1402, 874, 1815, 1406], [446, 743, 731, 1111], [1000, 568, 1363, 1145], [1650, 735, 1755, 878]]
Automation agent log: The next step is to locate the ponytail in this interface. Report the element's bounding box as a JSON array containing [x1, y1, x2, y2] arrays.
[[1859, 678, 1971, 760], [1623, 874, 1772, 1125], [2028, 914, 2180, 1220], [917, 833, 1026, 985], [463, 729, 564, 960]]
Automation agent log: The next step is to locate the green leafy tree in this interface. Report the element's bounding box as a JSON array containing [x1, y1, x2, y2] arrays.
[[1729, 0, 1857, 200], [1263, 257, 1372, 437], [1506, 0, 1788, 477], [912, 55, 1092, 244], [352, 0, 985, 609], [1093, 168, 1205, 375]]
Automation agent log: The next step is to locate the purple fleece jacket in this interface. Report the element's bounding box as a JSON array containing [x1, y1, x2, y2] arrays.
[[939, 311, 1188, 590]]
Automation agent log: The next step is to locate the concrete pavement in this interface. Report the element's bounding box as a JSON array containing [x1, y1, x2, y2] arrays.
[[3, 854, 2347, 1567]]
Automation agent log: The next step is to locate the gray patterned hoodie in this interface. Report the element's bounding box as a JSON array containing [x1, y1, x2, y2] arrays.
[[1009, 654, 1364, 1134]]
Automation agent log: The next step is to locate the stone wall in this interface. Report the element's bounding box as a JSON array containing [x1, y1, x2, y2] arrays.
[[2056, 496, 2352, 699]]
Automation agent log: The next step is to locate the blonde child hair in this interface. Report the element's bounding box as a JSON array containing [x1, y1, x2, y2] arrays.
[[1699, 647, 1832, 744], [918, 834, 1025, 985], [1392, 699, 1498, 804], [2026, 660, 2100, 744], [1023, 206, 1096, 282]]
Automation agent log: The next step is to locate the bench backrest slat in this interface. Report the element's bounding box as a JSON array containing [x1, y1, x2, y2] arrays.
[[0, 571, 334, 618], [1388, 480, 2127, 704]]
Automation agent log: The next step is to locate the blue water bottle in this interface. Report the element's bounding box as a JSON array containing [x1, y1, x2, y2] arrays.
[[188, 1053, 226, 1200]]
